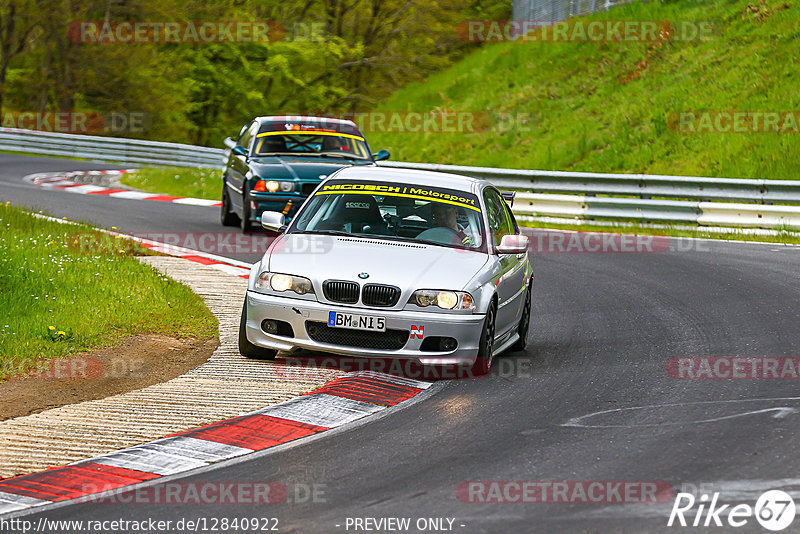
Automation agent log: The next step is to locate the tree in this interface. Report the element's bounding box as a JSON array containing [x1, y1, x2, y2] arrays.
[[0, 0, 38, 114]]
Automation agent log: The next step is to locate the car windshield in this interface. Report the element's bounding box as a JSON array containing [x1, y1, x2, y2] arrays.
[[252, 131, 371, 160], [289, 179, 486, 252]]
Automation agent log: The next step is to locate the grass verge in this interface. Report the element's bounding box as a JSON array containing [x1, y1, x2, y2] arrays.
[[120, 166, 221, 200], [367, 0, 800, 180], [0, 202, 218, 381]]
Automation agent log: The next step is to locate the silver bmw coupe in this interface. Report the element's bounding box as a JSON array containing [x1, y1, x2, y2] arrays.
[[239, 166, 533, 376]]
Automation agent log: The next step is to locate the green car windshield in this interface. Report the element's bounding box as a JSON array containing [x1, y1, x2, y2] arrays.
[[253, 131, 371, 160]]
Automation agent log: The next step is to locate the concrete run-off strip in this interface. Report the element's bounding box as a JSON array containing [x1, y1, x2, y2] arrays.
[[0, 256, 344, 479]]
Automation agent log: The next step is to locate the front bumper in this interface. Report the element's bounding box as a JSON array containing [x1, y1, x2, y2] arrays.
[[250, 193, 306, 222], [244, 290, 485, 366]]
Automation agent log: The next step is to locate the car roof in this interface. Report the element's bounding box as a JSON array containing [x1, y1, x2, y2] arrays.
[[254, 116, 366, 139], [255, 116, 359, 128], [330, 166, 487, 195]]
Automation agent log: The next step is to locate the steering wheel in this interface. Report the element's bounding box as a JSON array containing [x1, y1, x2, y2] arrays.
[[415, 227, 460, 245]]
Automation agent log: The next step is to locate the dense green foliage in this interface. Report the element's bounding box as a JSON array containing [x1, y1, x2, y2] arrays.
[[5, 0, 797, 180], [0, 0, 508, 146]]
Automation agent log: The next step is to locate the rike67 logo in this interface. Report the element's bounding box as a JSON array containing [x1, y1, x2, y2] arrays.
[[668, 490, 796, 531]]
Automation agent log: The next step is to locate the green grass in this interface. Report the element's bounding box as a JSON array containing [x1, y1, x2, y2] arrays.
[[120, 167, 222, 200], [0, 150, 87, 162], [0, 202, 217, 380], [366, 0, 800, 180]]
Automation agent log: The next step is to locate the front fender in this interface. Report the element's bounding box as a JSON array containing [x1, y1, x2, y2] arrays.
[[462, 254, 498, 314], [247, 260, 262, 291]]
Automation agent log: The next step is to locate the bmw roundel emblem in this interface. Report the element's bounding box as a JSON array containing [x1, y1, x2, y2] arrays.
[[358, 272, 369, 279]]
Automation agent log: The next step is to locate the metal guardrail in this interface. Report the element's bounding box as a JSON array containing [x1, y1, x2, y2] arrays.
[[513, 0, 634, 25], [378, 161, 800, 204], [2, 128, 799, 230], [379, 162, 800, 229], [0, 127, 224, 168]]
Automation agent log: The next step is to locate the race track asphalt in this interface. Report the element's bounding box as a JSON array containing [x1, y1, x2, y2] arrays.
[[2, 153, 800, 533]]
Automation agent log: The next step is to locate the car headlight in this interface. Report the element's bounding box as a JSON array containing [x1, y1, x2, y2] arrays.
[[254, 180, 295, 193], [409, 290, 475, 310], [255, 272, 314, 295]]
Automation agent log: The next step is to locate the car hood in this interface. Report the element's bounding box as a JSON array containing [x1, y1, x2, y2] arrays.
[[249, 157, 372, 180], [265, 234, 489, 304]]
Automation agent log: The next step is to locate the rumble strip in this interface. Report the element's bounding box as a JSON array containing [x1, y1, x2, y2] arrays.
[[0, 371, 431, 515]]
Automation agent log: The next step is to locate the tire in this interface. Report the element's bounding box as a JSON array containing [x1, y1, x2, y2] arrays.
[[238, 301, 277, 360], [510, 282, 532, 352], [220, 186, 241, 227], [241, 190, 254, 233], [470, 301, 496, 376]]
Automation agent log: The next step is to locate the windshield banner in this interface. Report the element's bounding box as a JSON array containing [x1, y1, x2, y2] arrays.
[[317, 181, 481, 212]]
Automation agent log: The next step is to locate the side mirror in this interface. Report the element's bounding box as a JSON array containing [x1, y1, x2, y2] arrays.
[[373, 149, 390, 162], [261, 211, 287, 233], [223, 137, 236, 149], [232, 145, 248, 157], [497, 234, 529, 255]]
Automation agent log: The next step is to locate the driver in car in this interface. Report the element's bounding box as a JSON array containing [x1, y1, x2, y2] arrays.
[[431, 202, 473, 247]]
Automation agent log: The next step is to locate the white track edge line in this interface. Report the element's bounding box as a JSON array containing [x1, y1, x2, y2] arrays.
[[0, 380, 446, 520]]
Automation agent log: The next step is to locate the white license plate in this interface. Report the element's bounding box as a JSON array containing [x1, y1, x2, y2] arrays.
[[328, 311, 386, 332]]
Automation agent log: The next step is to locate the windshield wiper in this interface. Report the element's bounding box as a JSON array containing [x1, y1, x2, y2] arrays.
[[371, 234, 423, 245], [255, 152, 364, 161], [317, 153, 364, 160], [293, 230, 353, 237], [396, 235, 476, 251]]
